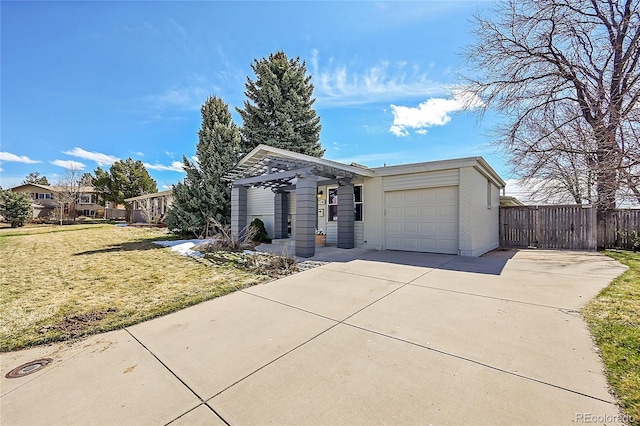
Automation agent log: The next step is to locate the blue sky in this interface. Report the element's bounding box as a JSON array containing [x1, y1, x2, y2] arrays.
[[2, 1, 518, 193]]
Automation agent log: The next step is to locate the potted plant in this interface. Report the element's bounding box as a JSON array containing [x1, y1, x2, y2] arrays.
[[315, 229, 327, 247]]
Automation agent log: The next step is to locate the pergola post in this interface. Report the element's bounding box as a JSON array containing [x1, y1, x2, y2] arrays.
[[231, 186, 247, 238], [295, 175, 317, 258], [274, 191, 289, 239], [337, 181, 355, 249]]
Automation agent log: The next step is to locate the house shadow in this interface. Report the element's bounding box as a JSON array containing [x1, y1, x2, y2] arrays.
[[325, 247, 519, 276]]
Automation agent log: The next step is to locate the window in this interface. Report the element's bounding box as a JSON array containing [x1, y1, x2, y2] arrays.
[[44, 193, 51, 199], [80, 194, 91, 203], [328, 188, 338, 221], [354, 185, 363, 221], [327, 185, 364, 222], [38, 193, 45, 199]]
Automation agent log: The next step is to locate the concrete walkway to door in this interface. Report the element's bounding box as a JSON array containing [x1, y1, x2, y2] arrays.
[[0, 249, 629, 425]]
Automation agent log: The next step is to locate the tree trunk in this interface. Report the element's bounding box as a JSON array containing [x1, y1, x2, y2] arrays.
[[595, 129, 618, 219]]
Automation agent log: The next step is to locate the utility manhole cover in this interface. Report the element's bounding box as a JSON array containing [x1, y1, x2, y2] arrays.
[[5, 358, 53, 379]]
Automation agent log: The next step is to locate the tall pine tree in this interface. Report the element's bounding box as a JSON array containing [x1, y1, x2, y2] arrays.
[[238, 51, 324, 157], [167, 96, 241, 237], [92, 158, 157, 222]]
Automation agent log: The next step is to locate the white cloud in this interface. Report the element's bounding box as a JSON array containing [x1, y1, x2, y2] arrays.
[[50, 160, 86, 170], [389, 90, 484, 137], [143, 78, 220, 111], [62, 147, 119, 166], [144, 161, 185, 172], [132, 151, 145, 157], [0, 152, 41, 164], [310, 49, 448, 107]]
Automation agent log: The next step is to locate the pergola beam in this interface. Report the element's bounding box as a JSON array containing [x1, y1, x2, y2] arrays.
[[232, 167, 314, 187]]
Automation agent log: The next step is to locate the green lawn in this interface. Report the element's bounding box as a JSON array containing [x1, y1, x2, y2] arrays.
[[583, 250, 640, 424], [0, 224, 267, 352]]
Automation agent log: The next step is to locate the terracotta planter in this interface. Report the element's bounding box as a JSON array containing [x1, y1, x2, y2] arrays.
[[315, 235, 327, 247]]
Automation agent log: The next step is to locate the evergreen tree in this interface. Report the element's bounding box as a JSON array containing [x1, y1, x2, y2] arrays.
[[23, 172, 49, 186], [0, 189, 32, 227], [92, 158, 157, 222], [167, 96, 241, 237], [238, 51, 324, 157]]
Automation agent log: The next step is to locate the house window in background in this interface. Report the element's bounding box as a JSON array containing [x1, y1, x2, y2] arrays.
[[354, 185, 363, 221], [327, 185, 363, 222], [328, 188, 338, 221]]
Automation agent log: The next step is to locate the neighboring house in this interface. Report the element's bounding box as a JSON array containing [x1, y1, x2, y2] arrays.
[[8, 183, 125, 219], [499, 195, 525, 207], [125, 190, 173, 223], [227, 144, 506, 258]]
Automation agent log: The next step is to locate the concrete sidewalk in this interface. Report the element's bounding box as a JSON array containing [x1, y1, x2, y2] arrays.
[[1, 249, 629, 425]]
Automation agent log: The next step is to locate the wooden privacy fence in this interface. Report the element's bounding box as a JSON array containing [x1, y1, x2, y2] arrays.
[[500, 206, 640, 250], [500, 205, 597, 250], [597, 209, 640, 250]]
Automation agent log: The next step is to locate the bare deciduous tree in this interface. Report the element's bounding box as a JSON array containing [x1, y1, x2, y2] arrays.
[[137, 197, 155, 225], [55, 165, 83, 224], [464, 0, 640, 213]]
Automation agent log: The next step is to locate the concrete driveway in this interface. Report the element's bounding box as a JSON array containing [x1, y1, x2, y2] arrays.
[[1, 249, 628, 425]]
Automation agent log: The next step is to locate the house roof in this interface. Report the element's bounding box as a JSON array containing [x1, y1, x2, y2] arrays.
[[227, 145, 506, 190], [225, 144, 374, 190], [371, 156, 506, 188], [9, 183, 54, 192], [124, 189, 173, 202], [500, 196, 525, 207], [10, 183, 96, 193]]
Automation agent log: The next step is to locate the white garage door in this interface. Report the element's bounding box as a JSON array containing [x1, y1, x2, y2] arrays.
[[385, 186, 459, 254]]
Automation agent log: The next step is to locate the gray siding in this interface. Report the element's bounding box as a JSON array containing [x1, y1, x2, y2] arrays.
[[247, 187, 275, 238], [383, 169, 459, 191]]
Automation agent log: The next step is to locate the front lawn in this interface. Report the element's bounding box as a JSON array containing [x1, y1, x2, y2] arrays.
[[0, 224, 266, 352], [583, 250, 640, 423]]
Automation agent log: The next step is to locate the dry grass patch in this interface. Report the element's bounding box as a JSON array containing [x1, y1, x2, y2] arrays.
[[0, 225, 266, 351]]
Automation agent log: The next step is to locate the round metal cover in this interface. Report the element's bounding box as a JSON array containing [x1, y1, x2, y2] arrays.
[[5, 358, 53, 379]]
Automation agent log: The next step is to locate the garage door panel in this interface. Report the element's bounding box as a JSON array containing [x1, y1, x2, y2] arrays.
[[439, 204, 457, 217], [385, 186, 458, 254], [437, 187, 458, 202], [402, 222, 418, 233], [404, 207, 419, 218], [419, 206, 437, 217], [439, 222, 458, 234], [419, 190, 437, 203], [387, 223, 404, 234], [437, 239, 458, 252], [387, 207, 403, 218], [418, 239, 437, 251], [385, 191, 403, 204], [419, 222, 437, 233]]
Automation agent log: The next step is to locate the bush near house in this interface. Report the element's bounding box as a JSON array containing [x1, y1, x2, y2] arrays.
[[250, 218, 271, 243]]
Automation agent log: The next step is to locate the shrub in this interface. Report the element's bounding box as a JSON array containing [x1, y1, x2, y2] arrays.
[[250, 218, 271, 243], [617, 228, 640, 251], [0, 190, 32, 228], [197, 218, 258, 252]]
